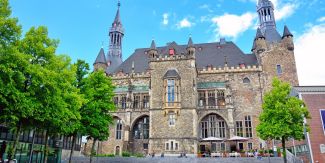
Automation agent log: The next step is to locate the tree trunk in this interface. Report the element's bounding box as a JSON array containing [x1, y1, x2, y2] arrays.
[[43, 130, 49, 163], [282, 137, 287, 163], [69, 134, 77, 163], [89, 139, 97, 163], [28, 129, 36, 163], [8, 122, 22, 161]]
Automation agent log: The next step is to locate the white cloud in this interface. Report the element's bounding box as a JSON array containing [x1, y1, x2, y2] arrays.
[[162, 13, 169, 25], [176, 18, 194, 29], [317, 16, 325, 22], [199, 4, 213, 13], [211, 12, 256, 39], [295, 23, 325, 85], [271, 0, 298, 21]]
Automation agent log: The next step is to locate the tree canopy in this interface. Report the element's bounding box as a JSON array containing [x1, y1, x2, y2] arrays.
[[257, 78, 310, 163]]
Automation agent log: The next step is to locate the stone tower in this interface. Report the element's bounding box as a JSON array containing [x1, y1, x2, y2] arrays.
[[253, 0, 299, 88], [93, 47, 108, 71], [107, 0, 124, 73], [148, 37, 198, 155]]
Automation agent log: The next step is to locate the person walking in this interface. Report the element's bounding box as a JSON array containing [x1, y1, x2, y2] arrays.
[[0, 141, 7, 163]]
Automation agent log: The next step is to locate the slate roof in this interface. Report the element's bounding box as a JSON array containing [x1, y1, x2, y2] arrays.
[[113, 2, 121, 25], [106, 54, 123, 74], [163, 69, 181, 79], [94, 48, 106, 64], [282, 25, 293, 38], [255, 28, 265, 40], [109, 41, 258, 74], [262, 28, 282, 43]]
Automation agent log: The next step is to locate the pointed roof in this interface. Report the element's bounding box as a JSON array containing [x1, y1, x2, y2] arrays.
[[187, 36, 194, 47], [255, 28, 265, 40], [94, 48, 107, 64], [150, 39, 156, 50], [282, 25, 293, 38], [113, 1, 121, 25]]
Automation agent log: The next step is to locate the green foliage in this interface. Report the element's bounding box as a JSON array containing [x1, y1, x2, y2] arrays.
[[257, 78, 310, 141], [0, 0, 21, 48], [133, 153, 145, 158], [257, 78, 310, 162], [81, 70, 116, 142], [96, 153, 115, 157], [122, 151, 131, 157]]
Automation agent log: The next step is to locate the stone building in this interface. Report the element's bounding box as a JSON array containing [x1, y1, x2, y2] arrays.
[[90, 0, 299, 156]]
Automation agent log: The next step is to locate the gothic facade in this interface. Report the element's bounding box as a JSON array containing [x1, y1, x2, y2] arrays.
[[90, 0, 299, 156]]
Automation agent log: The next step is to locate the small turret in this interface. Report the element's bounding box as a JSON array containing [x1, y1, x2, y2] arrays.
[[254, 28, 267, 54], [94, 47, 108, 71], [186, 36, 195, 56], [281, 25, 294, 51], [148, 39, 158, 59]]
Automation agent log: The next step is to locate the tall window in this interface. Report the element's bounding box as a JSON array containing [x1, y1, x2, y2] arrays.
[[167, 79, 175, 104], [217, 90, 225, 106], [219, 121, 226, 138], [201, 121, 208, 138], [121, 96, 127, 109], [320, 110, 325, 135], [236, 121, 243, 137], [133, 95, 140, 109], [248, 143, 253, 150], [132, 116, 149, 139], [168, 112, 176, 126], [167, 79, 175, 106], [114, 97, 119, 108], [200, 114, 227, 138], [116, 119, 122, 140], [143, 95, 149, 108], [208, 91, 216, 107], [209, 116, 216, 137], [198, 91, 206, 107], [245, 116, 253, 138], [276, 65, 282, 75]]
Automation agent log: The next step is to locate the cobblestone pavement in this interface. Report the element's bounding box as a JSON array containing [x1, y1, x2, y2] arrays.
[[62, 156, 284, 163]]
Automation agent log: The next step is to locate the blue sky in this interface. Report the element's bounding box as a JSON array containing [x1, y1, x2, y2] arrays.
[[9, 0, 325, 85]]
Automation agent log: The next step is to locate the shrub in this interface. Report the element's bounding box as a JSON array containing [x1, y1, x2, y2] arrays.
[[122, 151, 131, 157], [133, 153, 144, 158], [96, 154, 115, 157]]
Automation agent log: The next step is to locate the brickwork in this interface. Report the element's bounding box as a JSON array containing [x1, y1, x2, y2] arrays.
[[302, 94, 325, 163]]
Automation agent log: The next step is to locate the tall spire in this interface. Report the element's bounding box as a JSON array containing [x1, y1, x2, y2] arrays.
[[113, 0, 121, 26], [257, 0, 276, 32], [256, 0, 281, 42], [107, 0, 124, 74]]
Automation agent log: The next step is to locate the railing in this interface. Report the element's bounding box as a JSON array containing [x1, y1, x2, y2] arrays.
[[164, 102, 181, 108], [197, 105, 226, 109], [286, 149, 304, 163], [115, 102, 150, 110]]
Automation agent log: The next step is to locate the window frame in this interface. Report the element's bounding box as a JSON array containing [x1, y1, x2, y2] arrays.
[[245, 115, 253, 138], [115, 119, 123, 140], [320, 109, 325, 135], [276, 64, 282, 75]]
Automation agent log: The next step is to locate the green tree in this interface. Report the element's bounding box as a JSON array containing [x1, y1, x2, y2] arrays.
[[19, 26, 83, 163], [67, 59, 89, 163], [81, 70, 115, 163], [256, 78, 310, 163]]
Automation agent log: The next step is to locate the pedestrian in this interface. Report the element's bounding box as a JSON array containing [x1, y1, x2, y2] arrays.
[[0, 141, 7, 163]]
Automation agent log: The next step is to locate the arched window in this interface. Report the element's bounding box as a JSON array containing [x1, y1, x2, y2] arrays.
[[116, 119, 122, 140], [200, 114, 228, 138], [132, 116, 149, 139], [243, 77, 250, 84]]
